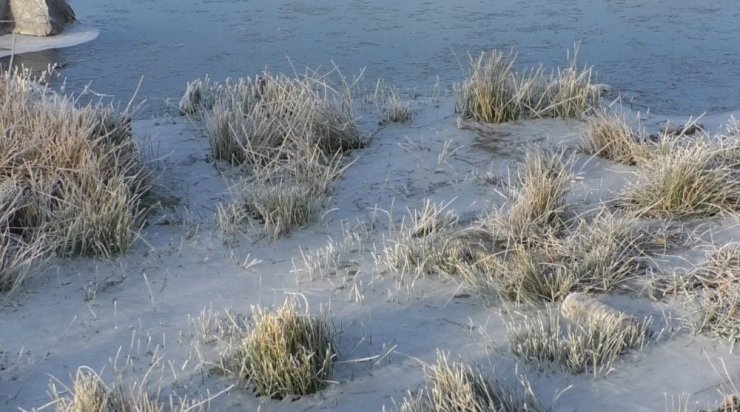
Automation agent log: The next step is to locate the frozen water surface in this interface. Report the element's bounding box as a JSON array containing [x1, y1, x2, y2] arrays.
[[3, 0, 739, 116]]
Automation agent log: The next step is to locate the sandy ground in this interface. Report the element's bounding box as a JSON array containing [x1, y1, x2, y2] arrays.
[[2, 97, 740, 411], [0, 24, 98, 59]]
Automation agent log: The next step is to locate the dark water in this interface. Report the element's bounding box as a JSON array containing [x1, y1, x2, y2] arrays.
[[4, 0, 740, 117]]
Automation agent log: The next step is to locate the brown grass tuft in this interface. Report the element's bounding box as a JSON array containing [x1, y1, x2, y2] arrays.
[[184, 71, 364, 239], [218, 298, 335, 399], [375, 149, 659, 304], [580, 109, 644, 165], [49, 367, 204, 412], [374, 199, 468, 278], [0, 68, 149, 293], [505, 305, 651, 375], [483, 150, 572, 247], [686, 243, 740, 344], [462, 210, 653, 303], [622, 139, 740, 218], [372, 80, 412, 124], [393, 351, 541, 412], [454, 47, 599, 124]]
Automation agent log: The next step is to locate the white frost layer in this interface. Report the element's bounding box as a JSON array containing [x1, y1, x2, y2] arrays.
[[0, 23, 99, 58]]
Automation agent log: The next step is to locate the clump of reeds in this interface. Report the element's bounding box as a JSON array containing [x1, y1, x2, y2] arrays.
[[454, 150, 573, 299], [393, 351, 541, 412], [454, 50, 519, 124], [668, 392, 740, 412], [0, 67, 149, 293], [463, 209, 652, 303], [725, 116, 740, 137], [580, 108, 644, 165], [242, 181, 325, 239], [50, 368, 125, 412], [580, 110, 720, 168], [178, 75, 218, 115], [201, 75, 363, 164], [483, 150, 572, 246], [375, 152, 656, 303], [218, 299, 334, 399], [373, 80, 412, 124], [183, 71, 364, 239], [49, 367, 203, 412], [691, 243, 740, 287], [694, 285, 740, 345], [505, 304, 650, 375], [464, 240, 571, 303], [454, 48, 599, 124], [621, 139, 740, 218], [710, 395, 740, 412], [557, 211, 648, 291], [375, 199, 470, 278], [686, 243, 740, 344], [378, 205, 650, 304], [0, 185, 50, 291]]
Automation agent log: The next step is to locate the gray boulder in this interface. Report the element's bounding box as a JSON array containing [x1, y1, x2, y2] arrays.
[[5, 0, 75, 37]]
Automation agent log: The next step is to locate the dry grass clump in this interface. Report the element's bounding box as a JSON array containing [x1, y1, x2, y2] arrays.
[[483, 150, 572, 246], [621, 139, 740, 218], [184, 71, 364, 238], [205, 75, 363, 162], [557, 212, 649, 292], [725, 115, 740, 137], [375, 199, 469, 278], [377, 204, 650, 304], [448, 151, 574, 300], [669, 392, 740, 412], [241, 181, 325, 239], [218, 299, 334, 399], [372, 80, 412, 124], [687, 243, 740, 344], [709, 395, 740, 412], [463, 210, 651, 303], [505, 305, 651, 375], [691, 243, 740, 287], [408, 198, 460, 238], [376, 153, 653, 303], [694, 284, 740, 345], [193, 73, 364, 163], [50, 368, 124, 412], [0, 68, 149, 293], [454, 48, 599, 124], [580, 109, 644, 165], [393, 352, 540, 412], [49, 367, 202, 412], [580, 111, 715, 168], [0, 189, 50, 292], [178, 75, 219, 115], [463, 240, 569, 303]]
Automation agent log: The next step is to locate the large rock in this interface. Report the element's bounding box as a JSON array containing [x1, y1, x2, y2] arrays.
[[9, 0, 75, 37]]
